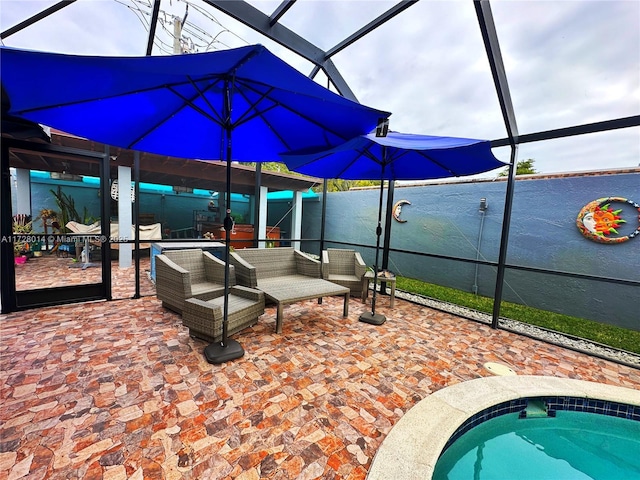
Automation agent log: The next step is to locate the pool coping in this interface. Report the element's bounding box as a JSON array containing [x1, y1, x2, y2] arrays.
[[366, 375, 640, 480]]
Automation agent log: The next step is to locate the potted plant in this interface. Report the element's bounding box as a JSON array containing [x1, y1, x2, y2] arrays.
[[13, 236, 28, 263], [12, 214, 35, 263]]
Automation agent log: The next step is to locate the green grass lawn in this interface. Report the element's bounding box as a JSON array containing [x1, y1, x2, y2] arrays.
[[396, 276, 640, 355]]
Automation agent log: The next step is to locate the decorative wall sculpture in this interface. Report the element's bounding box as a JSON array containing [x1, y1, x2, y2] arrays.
[[576, 197, 640, 244], [392, 200, 411, 223]]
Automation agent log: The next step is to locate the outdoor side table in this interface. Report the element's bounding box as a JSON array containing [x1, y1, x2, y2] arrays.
[[362, 271, 396, 308]]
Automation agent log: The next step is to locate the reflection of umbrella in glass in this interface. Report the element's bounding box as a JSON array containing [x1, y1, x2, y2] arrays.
[[1, 44, 390, 361], [282, 131, 505, 325]]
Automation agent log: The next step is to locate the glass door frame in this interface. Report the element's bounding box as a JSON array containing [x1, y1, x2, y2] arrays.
[[1, 137, 112, 312]]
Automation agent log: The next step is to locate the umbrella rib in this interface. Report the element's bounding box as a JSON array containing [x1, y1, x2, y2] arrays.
[[171, 78, 224, 125], [229, 83, 279, 127], [123, 105, 183, 151], [231, 82, 301, 152], [339, 143, 383, 179], [231, 85, 293, 150], [330, 142, 383, 180], [233, 78, 365, 146], [10, 74, 230, 152], [414, 150, 461, 176], [385, 148, 461, 178], [221, 47, 282, 131], [169, 82, 225, 124], [123, 82, 225, 150], [9, 78, 220, 116], [361, 143, 384, 165]]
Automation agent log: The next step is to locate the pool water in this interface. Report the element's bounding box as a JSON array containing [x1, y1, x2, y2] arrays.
[[433, 411, 640, 480]]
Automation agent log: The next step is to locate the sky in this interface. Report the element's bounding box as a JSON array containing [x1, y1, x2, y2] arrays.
[[1, 0, 639, 177]]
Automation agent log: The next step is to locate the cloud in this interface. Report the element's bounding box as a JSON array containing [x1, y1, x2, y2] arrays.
[[1, 0, 638, 174], [492, 1, 640, 133]]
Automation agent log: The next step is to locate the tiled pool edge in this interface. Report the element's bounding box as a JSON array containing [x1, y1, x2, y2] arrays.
[[441, 395, 640, 455], [366, 376, 640, 480]]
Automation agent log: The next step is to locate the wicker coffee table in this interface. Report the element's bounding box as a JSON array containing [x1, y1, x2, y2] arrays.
[[256, 277, 350, 334]]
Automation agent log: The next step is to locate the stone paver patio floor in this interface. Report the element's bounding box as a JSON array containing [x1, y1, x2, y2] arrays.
[[2, 275, 639, 479]]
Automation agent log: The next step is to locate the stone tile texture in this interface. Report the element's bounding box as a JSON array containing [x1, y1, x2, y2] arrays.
[[1, 292, 639, 479]]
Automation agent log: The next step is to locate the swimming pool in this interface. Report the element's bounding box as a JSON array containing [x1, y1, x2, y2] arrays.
[[366, 376, 640, 480], [433, 408, 640, 479]]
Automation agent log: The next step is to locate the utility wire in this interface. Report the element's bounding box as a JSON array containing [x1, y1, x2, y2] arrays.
[[117, 0, 249, 54]]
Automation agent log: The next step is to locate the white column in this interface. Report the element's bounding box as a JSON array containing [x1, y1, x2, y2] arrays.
[[117, 166, 132, 268], [257, 186, 268, 248], [15, 169, 31, 216], [291, 190, 302, 250]]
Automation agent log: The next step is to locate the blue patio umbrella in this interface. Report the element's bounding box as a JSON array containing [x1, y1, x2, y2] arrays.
[[281, 131, 505, 325], [1, 44, 390, 361]]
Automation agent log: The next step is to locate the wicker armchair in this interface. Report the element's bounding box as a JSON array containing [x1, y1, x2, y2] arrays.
[[182, 285, 265, 343], [155, 249, 232, 313], [322, 248, 367, 297]]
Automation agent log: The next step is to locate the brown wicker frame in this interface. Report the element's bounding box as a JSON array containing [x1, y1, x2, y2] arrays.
[[182, 285, 265, 343], [229, 247, 320, 286], [229, 247, 350, 333], [155, 249, 234, 314]]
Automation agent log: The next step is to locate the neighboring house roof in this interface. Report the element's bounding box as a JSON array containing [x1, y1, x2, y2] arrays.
[[5, 129, 322, 195]]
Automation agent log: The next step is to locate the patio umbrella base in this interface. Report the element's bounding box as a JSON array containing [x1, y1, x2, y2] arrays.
[[204, 339, 245, 364], [359, 311, 386, 325]]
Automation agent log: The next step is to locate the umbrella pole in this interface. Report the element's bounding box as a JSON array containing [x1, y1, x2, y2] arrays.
[[359, 160, 387, 326], [204, 90, 244, 364]]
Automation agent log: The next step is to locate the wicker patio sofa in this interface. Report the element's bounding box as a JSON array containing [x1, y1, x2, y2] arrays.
[[229, 247, 350, 333], [155, 249, 230, 314]]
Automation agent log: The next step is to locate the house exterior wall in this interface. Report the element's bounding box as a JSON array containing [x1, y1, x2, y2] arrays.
[[12, 175, 252, 234], [12, 168, 638, 330], [302, 169, 640, 331]]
